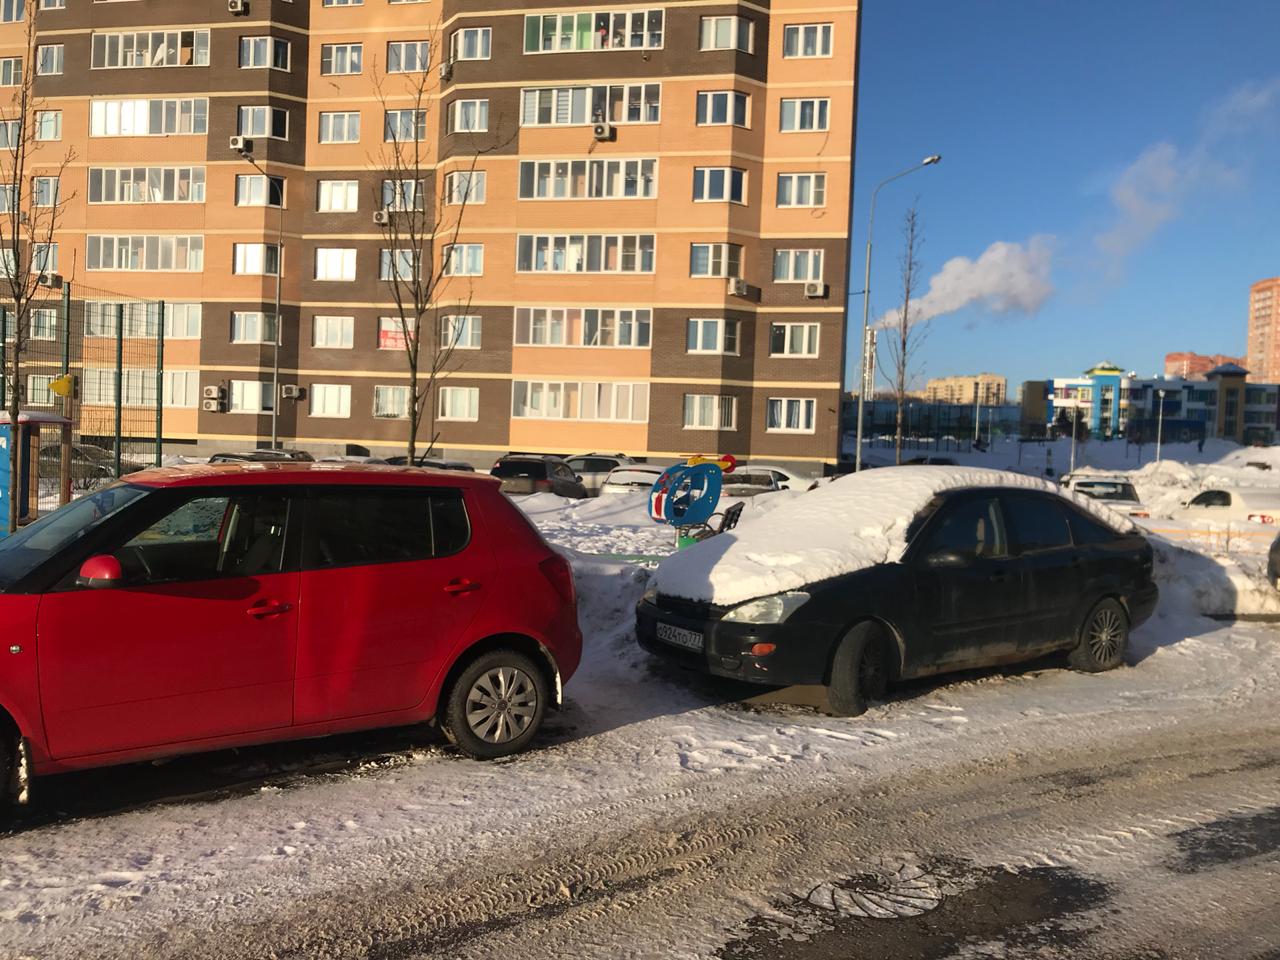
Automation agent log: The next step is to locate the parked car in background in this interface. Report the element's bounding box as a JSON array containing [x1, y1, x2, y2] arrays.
[[721, 468, 782, 498], [317, 455, 388, 465], [600, 463, 665, 495], [491, 455, 588, 499], [1061, 473, 1150, 518], [0, 463, 582, 810], [208, 449, 315, 464], [38, 443, 146, 484], [1177, 487, 1280, 525], [565, 454, 636, 496], [740, 463, 811, 491], [638, 467, 1157, 716], [385, 455, 476, 471], [904, 455, 959, 466]]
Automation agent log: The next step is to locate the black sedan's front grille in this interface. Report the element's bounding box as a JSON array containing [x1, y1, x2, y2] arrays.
[[653, 594, 723, 621]]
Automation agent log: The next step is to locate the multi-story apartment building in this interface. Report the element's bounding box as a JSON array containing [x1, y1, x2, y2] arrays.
[[11, 0, 859, 470], [1247, 277, 1280, 382], [922, 372, 1005, 406], [1164, 351, 1245, 380]]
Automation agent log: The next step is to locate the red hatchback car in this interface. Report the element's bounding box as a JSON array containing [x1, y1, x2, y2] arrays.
[[0, 464, 581, 808]]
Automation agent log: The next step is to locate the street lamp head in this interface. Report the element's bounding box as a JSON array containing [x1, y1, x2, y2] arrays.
[[922, 154, 942, 166]]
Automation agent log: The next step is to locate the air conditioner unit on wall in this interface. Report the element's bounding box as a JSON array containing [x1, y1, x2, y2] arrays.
[[439, 61, 453, 81], [229, 135, 252, 153], [228, 0, 248, 15], [373, 210, 390, 226], [804, 281, 828, 299], [592, 122, 615, 142], [202, 385, 225, 400], [280, 384, 302, 400], [202, 398, 223, 413], [726, 278, 748, 297]]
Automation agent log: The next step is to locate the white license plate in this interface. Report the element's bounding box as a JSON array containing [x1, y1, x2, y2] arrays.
[[656, 622, 704, 651]]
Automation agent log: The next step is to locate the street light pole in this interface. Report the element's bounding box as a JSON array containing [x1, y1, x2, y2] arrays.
[[241, 152, 284, 450], [1156, 389, 1167, 462], [854, 155, 941, 472]]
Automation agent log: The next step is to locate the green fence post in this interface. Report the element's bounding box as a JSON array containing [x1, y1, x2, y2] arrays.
[[114, 303, 124, 479], [155, 301, 164, 467], [60, 282, 70, 377]]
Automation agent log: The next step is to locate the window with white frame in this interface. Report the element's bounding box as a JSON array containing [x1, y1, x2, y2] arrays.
[[164, 303, 202, 339], [373, 384, 409, 419], [31, 243, 57, 274], [0, 249, 14, 278], [448, 99, 488, 133], [439, 386, 479, 421], [84, 301, 161, 338], [683, 394, 736, 430], [240, 37, 291, 70], [387, 40, 429, 73], [322, 0, 363, 5], [452, 27, 491, 61], [31, 308, 57, 340], [686, 317, 738, 355], [514, 306, 651, 348], [318, 111, 360, 143], [318, 179, 359, 212], [90, 30, 210, 69], [233, 243, 280, 276], [33, 176, 59, 207], [310, 383, 351, 418], [693, 167, 745, 203], [444, 170, 485, 204], [229, 380, 274, 414], [40, 0, 64, 8], [238, 105, 288, 139], [520, 83, 661, 125], [162, 370, 199, 408], [518, 158, 657, 199], [689, 243, 742, 278], [230, 311, 278, 345], [90, 98, 208, 136], [0, 57, 18, 85], [27, 375, 54, 406], [773, 248, 824, 282], [766, 397, 816, 433], [699, 16, 752, 52], [523, 10, 664, 52], [35, 111, 61, 140], [695, 91, 748, 126], [377, 316, 416, 350], [777, 172, 826, 207], [783, 23, 833, 58], [384, 108, 427, 142], [512, 380, 649, 422], [235, 174, 284, 207], [381, 178, 423, 210], [312, 314, 353, 349], [516, 234, 655, 273], [441, 314, 481, 349], [379, 248, 419, 281], [314, 247, 356, 281], [0, 0, 20, 22], [770, 322, 820, 357], [0, 120, 17, 149], [36, 45, 62, 75], [779, 97, 829, 132], [0, 184, 12, 213], [87, 235, 204, 271], [442, 243, 484, 276], [320, 43, 362, 75], [89, 166, 206, 204]]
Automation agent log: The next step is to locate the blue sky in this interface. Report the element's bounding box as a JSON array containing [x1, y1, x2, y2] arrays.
[[847, 0, 1280, 393]]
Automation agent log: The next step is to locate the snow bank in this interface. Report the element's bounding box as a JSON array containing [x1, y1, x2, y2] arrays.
[[654, 466, 1134, 605]]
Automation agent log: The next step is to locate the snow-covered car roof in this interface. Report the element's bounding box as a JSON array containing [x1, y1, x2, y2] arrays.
[[653, 466, 1136, 605]]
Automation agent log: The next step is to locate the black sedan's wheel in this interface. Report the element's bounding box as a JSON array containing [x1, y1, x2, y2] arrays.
[[1070, 598, 1129, 672], [827, 625, 890, 717], [442, 649, 548, 759]]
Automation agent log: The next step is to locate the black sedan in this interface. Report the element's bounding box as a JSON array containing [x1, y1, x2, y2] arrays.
[[637, 484, 1158, 715]]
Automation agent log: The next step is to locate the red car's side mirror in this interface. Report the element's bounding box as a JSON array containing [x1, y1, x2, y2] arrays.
[[77, 554, 124, 589]]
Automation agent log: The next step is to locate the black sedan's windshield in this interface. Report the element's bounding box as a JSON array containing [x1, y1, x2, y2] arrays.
[[0, 484, 149, 590]]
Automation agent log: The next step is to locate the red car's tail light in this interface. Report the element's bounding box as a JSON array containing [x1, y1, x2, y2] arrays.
[[539, 554, 576, 605], [1249, 513, 1275, 524]]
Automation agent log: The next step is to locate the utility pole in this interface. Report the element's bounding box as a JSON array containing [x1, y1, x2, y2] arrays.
[[1156, 389, 1167, 462]]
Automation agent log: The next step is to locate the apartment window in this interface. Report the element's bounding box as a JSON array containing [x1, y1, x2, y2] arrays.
[[0, 184, 12, 213], [377, 316, 415, 351], [373, 384, 409, 419], [439, 386, 479, 421], [233, 243, 280, 276], [387, 40, 429, 73], [312, 314, 354, 349], [693, 167, 745, 203], [696, 91, 748, 127], [31, 243, 57, 275], [451, 27, 491, 61], [448, 99, 488, 133], [683, 394, 736, 431], [770, 322, 820, 357], [322, 0, 363, 5], [90, 98, 208, 136], [381, 178, 423, 211], [229, 380, 273, 414], [84, 302, 162, 339], [89, 166, 206, 204], [773, 248, 824, 282], [384, 109, 426, 142], [32, 176, 59, 207], [31, 308, 57, 340], [689, 243, 742, 278], [231, 311, 278, 345], [518, 158, 657, 200], [779, 98, 830, 132], [523, 10, 664, 52], [441, 314, 481, 350], [699, 16, 752, 52], [686, 317, 738, 355], [310, 383, 351, 419], [240, 37, 291, 71], [87, 235, 204, 271], [162, 370, 199, 408], [318, 179, 359, 212], [585, 308, 649, 347], [520, 83, 660, 125], [320, 43, 362, 74], [442, 244, 483, 276], [164, 303, 202, 339], [35, 111, 61, 140], [512, 380, 649, 422], [36, 45, 63, 76], [238, 105, 288, 140], [766, 397, 816, 433], [235, 174, 285, 207], [314, 247, 356, 281], [379, 248, 419, 281], [40, 0, 65, 9], [777, 172, 826, 207], [84, 369, 158, 407], [0, 58, 17, 85], [516, 234, 655, 273], [0, 120, 16, 149], [27, 375, 54, 406], [0, 0, 19, 22], [783, 23, 833, 58], [90, 30, 210, 69], [444, 171, 485, 205], [319, 111, 360, 143], [518, 307, 650, 348]]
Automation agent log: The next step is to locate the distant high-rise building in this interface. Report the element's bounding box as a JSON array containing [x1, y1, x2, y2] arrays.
[[1247, 278, 1280, 380], [1164, 351, 1245, 380], [923, 373, 1006, 406]]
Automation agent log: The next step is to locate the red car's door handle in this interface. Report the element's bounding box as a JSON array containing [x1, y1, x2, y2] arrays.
[[247, 600, 293, 618], [444, 579, 482, 595]]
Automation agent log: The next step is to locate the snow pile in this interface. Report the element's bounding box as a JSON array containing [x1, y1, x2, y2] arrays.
[[1148, 534, 1280, 618], [654, 466, 1133, 605]]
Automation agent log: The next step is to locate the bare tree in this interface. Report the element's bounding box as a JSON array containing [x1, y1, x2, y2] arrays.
[[877, 205, 927, 465], [0, 1, 74, 530]]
